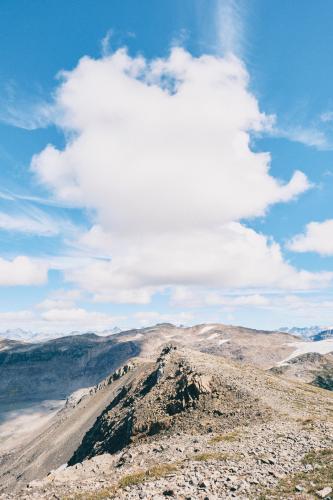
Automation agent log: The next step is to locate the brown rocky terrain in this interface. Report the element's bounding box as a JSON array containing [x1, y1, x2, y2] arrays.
[[271, 352, 333, 391], [1, 343, 332, 499]]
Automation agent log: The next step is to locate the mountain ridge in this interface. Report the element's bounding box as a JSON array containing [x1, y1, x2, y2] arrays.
[[0, 323, 302, 404], [1, 343, 332, 499]]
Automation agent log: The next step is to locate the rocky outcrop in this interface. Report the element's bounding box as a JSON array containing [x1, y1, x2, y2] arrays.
[[68, 345, 271, 466]]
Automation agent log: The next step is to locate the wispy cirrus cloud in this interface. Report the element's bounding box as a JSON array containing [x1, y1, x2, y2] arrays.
[[0, 210, 58, 236], [0, 197, 80, 238], [271, 124, 333, 150], [215, 0, 247, 57], [0, 189, 79, 209], [101, 29, 113, 57], [0, 80, 53, 130], [320, 110, 333, 123]]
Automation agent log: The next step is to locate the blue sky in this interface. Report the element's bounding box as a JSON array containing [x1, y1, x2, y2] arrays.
[[1, 0, 333, 333]]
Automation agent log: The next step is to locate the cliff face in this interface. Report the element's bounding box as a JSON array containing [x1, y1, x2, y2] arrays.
[[0, 334, 140, 402]]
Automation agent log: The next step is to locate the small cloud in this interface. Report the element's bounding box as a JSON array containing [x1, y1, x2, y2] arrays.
[[287, 219, 333, 256], [320, 111, 333, 123], [133, 310, 193, 327], [0, 306, 125, 333], [101, 29, 113, 57], [0, 256, 48, 286], [0, 80, 53, 130], [36, 290, 82, 311], [216, 0, 246, 57], [271, 125, 332, 150], [171, 28, 189, 48], [0, 210, 59, 236], [0, 102, 53, 130]]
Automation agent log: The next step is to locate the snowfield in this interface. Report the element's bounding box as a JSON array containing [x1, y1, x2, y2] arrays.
[[279, 339, 333, 365]]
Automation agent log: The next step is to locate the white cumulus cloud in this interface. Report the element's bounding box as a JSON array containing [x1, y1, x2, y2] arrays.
[[32, 48, 309, 232], [0, 256, 48, 286], [30, 47, 324, 303], [288, 219, 333, 256], [66, 223, 331, 303]]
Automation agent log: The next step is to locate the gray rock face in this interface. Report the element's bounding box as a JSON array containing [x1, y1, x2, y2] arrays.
[[0, 334, 140, 402]]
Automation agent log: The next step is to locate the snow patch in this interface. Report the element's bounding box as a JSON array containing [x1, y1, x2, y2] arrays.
[[199, 325, 217, 335], [119, 332, 143, 342], [218, 339, 230, 346], [279, 339, 333, 365], [132, 333, 144, 340], [206, 333, 219, 341]]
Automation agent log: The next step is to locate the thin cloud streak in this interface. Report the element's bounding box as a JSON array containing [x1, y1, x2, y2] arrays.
[[215, 0, 246, 57]]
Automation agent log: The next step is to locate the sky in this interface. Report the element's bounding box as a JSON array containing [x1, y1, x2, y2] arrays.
[[1, 0, 333, 333]]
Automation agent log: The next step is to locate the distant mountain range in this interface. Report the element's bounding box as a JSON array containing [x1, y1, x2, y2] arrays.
[[0, 327, 122, 343], [3, 325, 333, 343], [278, 325, 332, 338], [311, 328, 333, 341]]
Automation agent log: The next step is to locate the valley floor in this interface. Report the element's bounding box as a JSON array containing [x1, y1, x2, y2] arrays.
[[0, 400, 64, 452]]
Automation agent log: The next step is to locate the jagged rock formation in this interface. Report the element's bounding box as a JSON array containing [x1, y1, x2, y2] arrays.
[[68, 345, 271, 466]]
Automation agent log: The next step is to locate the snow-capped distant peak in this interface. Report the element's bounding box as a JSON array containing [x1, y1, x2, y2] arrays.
[[0, 327, 122, 343], [278, 326, 325, 339]]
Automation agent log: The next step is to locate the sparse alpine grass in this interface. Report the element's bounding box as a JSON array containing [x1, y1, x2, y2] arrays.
[[118, 463, 178, 489], [209, 430, 240, 443], [258, 448, 333, 499]]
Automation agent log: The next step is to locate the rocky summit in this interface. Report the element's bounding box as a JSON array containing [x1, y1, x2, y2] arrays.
[[0, 332, 332, 500]]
